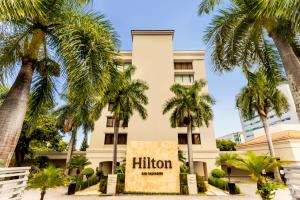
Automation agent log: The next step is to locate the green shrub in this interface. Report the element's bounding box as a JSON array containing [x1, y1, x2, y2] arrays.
[[76, 175, 99, 191], [82, 168, 94, 179], [99, 178, 107, 194], [180, 174, 188, 194], [116, 182, 125, 194], [116, 173, 125, 194], [33, 156, 49, 169], [208, 176, 227, 190], [118, 173, 125, 184], [211, 168, 225, 178], [96, 170, 104, 179], [180, 164, 189, 174], [256, 182, 282, 200], [208, 177, 241, 194], [196, 175, 207, 192], [234, 185, 241, 194]]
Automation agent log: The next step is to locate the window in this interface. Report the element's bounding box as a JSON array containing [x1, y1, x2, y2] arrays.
[[106, 117, 114, 127], [106, 117, 128, 127], [104, 133, 127, 145], [174, 74, 194, 85], [108, 102, 114, 111], [174, 63, 193, 70], [178, 133, 201, 145]]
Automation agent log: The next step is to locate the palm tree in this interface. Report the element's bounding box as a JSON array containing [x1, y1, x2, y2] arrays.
[[68, 155, 91, 174], [28, 166, 66, 200], [198, 0, 300, 120], [163, 80, 215, 174], [0, 0, 118, 166], [97, 65, 148, 174], [56, 104, 78, 169], [234, 151, 281, 188], [236, 67, 288, 157], [216, 153, 242, 183]]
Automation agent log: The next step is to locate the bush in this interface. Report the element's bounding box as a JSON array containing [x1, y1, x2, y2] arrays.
[[208, 177, 241, 194], [234, 185, 241, 194], [82, 168, 94, 179], [208, 176, 228, 190], [211, 168, 225, 178], [96, 170, 104, 179], [75, 175, 99, 191], [180, 164, 189, 174], [116, 173, 125, 194], [196, 175, 207, 192], [180, 174, 188, 194], [33, 156, 49, 169], [99, 178, 107, 194]]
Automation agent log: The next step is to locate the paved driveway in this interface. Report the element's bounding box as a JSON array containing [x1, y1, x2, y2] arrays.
[[23, 184, 292, 200]]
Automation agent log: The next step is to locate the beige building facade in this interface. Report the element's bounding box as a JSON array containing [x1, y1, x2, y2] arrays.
[[86, 30, 219, 179]]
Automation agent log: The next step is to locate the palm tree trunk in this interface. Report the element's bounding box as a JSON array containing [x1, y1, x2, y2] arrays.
[[0, 30, 44, 167], [112, 116, 120, 174], [260, 116, 275, 156], [261, 115, 281, 181], [66, 128, 77, 174], [40, 190, 46, 200], [187, 123, 194, 174], [0, 60, 34, 167], [270, 33, 300, 120]]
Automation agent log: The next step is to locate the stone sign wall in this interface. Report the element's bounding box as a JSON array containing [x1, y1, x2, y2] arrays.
[[125, 141, 180, 193]]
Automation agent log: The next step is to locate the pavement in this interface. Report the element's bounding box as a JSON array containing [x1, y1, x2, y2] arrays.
[[23, 183, 292, 200]]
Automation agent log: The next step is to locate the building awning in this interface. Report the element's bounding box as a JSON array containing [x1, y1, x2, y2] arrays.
[[237, 130, 300, 148]]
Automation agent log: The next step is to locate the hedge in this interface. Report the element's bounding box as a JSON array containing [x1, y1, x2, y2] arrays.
[[99, 178, 107, 194], [76, 175, 99, 191], [208, 176, 241, 194], [82, 168, 95, 179], [211, 168, 225, 178]]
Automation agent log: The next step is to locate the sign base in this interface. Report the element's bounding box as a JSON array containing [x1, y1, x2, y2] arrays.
[[106, 174, 117, 195], [187, 174, 197, 195]]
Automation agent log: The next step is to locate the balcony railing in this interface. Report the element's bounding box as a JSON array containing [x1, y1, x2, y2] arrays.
[[0, 167, 30, 200], [283, 165, 300, 200]]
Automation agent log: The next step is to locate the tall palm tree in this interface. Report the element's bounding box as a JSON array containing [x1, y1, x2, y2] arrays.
[[56, 104, 79, 168], [97, 65, 148, 174], [236, 67, 288, 157], [199, 0, 300, 120], [0, 0, 118, 166], [163, 80, 215, 174]]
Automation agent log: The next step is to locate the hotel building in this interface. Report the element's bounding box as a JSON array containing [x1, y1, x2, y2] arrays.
[[86, 30, 219, 179], [217, 132, 245, 144]]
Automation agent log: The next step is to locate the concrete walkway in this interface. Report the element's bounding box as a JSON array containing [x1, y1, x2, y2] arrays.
[[75, 184, 101, 196], [23, 183, 292, 200]]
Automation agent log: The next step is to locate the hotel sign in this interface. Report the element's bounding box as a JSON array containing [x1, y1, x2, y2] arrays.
[[125, 141, 180, 193]]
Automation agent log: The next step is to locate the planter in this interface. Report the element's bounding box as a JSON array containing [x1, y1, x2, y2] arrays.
[[67, 183, 77, 195], [227, 183, 236, 194]]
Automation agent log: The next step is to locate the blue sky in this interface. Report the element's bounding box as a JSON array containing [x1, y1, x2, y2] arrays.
[[91, 0, 246, 137], [65, 0, 247, 146]]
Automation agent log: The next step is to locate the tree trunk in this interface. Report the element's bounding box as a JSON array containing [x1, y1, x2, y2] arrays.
[[270, 33, 300, 121], [0, 30, 43, 167], [0, 60, 34, 167], [112, 116, 120, 174], [187, 123, 194, 174], [40, 190, 46, 200], [65, 128, 77, 174], [260, 116, 275, 156], [261, 115, 281, 181]]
